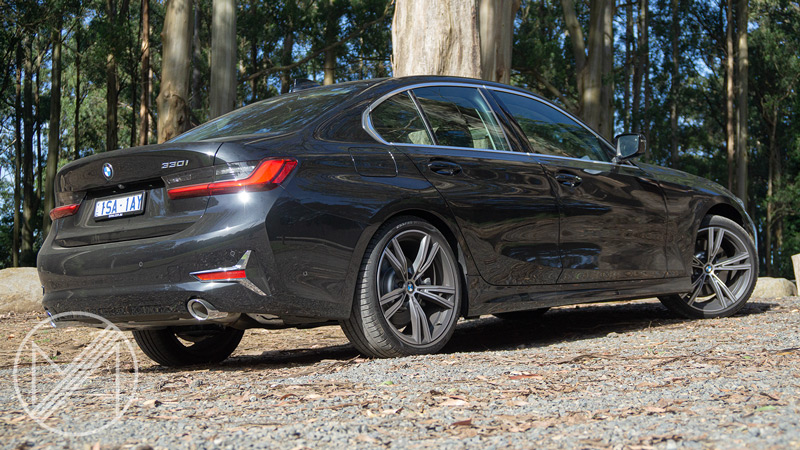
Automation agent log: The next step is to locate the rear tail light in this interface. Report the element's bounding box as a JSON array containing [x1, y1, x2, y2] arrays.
[[49, 191, 85, 220], [165, 158, 297, 200], [49, 204, 81, 220]]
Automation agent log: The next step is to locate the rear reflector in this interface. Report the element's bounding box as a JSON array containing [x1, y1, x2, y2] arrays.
[[192, 269, 247, 281], [168, 158, 297, 200], [49, 204, 80, 221]]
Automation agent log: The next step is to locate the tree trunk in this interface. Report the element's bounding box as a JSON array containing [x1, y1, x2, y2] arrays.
[[74, 22, 81, 160], [106, 0, 119, 151], [191, 0, 202, 114], [138, 0, 150, 146], [561, 0, 612, 137], [735, 0, 748, 207], [725, 0, 735, 191], [599, 0, 614, 139], [21, 39, 37, 267], [35, 54, 42, 201], [323, 0, 339, 85], [13, 43, 22, 267], [669, 0, 679, 168], [210, 0, 237, 118], [392, 0, 518, 84], [280, 28, 294, 94], [479, 0, 519, 84], [157, 0, 193, 143], [43, 17, 63, 237], [392, 0, 482, 79], [765, 111, 776, 275], [641, 0, 651, 151], [624, 1, 633, 132]]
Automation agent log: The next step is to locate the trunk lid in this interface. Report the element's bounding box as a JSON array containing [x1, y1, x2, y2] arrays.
[[51, 142, 222, 247]]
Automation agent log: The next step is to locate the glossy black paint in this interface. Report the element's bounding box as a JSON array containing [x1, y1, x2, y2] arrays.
[[37, 76, 755, 330]]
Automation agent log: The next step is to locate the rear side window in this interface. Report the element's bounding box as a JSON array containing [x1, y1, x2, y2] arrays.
[[370, 92, 433, 145], [493, 91, 611, 162], [412, 86, 510, 151]]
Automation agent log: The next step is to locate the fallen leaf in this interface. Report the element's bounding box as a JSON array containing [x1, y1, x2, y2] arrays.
[[451, 419, 473, 427], [440, 398, 469, 407]]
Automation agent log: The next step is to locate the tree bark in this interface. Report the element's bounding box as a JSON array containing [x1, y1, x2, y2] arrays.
[[725, 0, 735, 191], [74, 22, 81, 160], [479, 0, 519, 84], [766, 112, 776, 275], [322, 0, 340, 85], [669, 0, 679, 168], [138, 0, 150, 146], [392, 0, 482, 79], [210, 0, 237, 118], [599, 0, 614, 139], [280, 26, 295, 94], [21, 39, 37, 267], [735, 0, 748, 207], [106, 0, 119, 151], [641, 0, 651, 151], [191, 0, 202, 114], [624, 0, 633, 132], [561, 0, 612, 137], [43, 17, 63, 237], [157, 0, 193, 143], [13, 43, 22, 267], [392, 0, 517, 85]]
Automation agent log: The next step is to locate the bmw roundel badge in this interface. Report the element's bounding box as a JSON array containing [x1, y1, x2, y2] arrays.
[[102, 163, 114, 180]]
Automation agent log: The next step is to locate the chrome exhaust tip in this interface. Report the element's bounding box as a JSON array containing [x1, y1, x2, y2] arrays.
[[187, 298, 227, 321]]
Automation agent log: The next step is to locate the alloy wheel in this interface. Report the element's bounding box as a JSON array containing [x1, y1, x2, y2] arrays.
[[376, 229, 458, 346], [681, 224, 755, 313]]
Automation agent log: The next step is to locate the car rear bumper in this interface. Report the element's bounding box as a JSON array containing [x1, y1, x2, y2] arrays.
[[37, 189, 351, 330]]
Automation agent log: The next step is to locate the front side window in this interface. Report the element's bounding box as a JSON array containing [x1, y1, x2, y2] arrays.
[[370, 92, 433, 145], [412, 86, 509, 151], [493, 91, 611, 162]]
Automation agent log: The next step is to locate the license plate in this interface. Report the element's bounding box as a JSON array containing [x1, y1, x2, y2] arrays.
[[94, 191, 145, 220]]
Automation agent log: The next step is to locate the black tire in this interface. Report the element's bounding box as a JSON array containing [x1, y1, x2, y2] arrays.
[[132, 326, 244, 366], [493, 308, 550, 322], [659, 215, 757, 319], [340, 217, 462, 358]]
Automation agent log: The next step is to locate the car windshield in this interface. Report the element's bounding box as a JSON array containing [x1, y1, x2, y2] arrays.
[[170, 85, 360, 142]]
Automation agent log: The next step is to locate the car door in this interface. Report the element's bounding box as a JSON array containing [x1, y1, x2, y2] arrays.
[[367, 85, 561, 286], [489, 89, 668, 284]]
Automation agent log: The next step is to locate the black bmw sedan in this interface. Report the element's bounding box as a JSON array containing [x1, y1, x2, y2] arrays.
[[38, 76, 758, 366]]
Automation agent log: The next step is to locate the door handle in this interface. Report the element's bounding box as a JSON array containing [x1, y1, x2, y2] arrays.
[[428, 161, 462, 176], [555, 173, 582, 187]]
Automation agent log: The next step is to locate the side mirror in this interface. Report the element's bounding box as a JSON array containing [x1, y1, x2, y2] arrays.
[[613, 133, 646, 163]]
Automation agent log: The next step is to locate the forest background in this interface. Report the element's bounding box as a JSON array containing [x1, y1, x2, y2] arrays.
[[1, 0, 798, 279]]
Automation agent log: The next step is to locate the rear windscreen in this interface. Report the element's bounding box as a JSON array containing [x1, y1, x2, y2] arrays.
[[170, 85, 361, 142]]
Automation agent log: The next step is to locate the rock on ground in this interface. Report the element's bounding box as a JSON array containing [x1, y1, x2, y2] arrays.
[[0, 268, 43, 313], [753, 277, 797, 298]]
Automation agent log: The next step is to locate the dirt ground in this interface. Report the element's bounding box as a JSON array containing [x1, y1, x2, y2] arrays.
[[1, 298, 799, 449]]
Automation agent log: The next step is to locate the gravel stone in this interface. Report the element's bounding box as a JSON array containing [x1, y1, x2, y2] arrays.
[[1, 297, 798, 449]]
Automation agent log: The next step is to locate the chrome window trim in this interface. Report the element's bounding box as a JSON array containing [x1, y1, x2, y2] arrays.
[[362, 81, 516, 153], [383, 142, 533, 157], [361, 81, 633, 167]]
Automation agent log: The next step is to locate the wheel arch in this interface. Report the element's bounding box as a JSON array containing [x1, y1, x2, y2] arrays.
[[701, 201, 757, 251], [380, 209, 472, 319], [344, 207, 475, 320]]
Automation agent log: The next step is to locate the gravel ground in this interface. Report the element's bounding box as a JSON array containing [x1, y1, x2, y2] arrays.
[[1, 296, 798, 450]]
